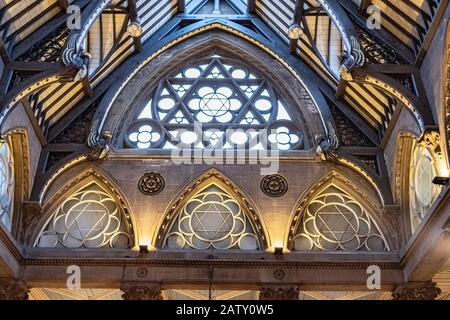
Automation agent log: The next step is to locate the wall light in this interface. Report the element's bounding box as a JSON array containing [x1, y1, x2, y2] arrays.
[[274, 247, 284, 256], [432, 176, 450, 186], [139, 244, 149, 254]]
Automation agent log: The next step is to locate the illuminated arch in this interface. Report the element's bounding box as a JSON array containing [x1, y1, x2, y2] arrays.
[[287, 171, 393, 252], [154, 169, 269, 250], [33, 167, 136, 249]]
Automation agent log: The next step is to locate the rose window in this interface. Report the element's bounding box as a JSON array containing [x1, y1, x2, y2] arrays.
[[125, 54, 305, 150]]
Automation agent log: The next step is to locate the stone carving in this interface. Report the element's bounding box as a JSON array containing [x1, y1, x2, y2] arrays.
[[136, 267, 148, 279], [261, 175, 288, 197], [273, 269, 286, 281], [87, 127, 112, 161], [121, 283, 163, 300], [259, 286, 299, 300], [392, 282, 441, 300], [139, 173, 165, 196], [0, 280, 29, 300], [419, 129, 442, 159]]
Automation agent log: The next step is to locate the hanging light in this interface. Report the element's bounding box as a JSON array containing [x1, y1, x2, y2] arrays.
[[127, 21, 143, 38], [288, 23, 303, 40]]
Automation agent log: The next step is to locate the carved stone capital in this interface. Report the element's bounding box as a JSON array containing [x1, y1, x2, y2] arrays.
[[392, 282, 441, 300], [120, 282, 163, 300], [419, 129, 442, 158], [259, 286, 299, 300], [0, 280, 29, 300]]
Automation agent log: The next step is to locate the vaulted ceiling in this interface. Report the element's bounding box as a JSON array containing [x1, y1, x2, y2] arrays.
[[0, 0, 446, 144]]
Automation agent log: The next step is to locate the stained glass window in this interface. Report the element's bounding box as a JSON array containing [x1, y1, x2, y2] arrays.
[[163, 185, 261, 250], [0, 141, 14, 230], [409, 144, 439, 233], [125, 54, 304, 150], [291, 186, 389, 252], [35, 184, 133, 249]]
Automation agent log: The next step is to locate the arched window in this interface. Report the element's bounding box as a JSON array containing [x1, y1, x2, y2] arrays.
[[125, 54, 304, 150], [163, 184, 261, 250], [0, 141, 14, 230], [291, 185, 389, 252], [409, 143, 440, 233], [35, 184, 133, 249]]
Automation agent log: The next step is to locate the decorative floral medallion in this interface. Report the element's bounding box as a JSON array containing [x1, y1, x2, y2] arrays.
[[261, 174, 288, 197], [139, 172, 165, 195]]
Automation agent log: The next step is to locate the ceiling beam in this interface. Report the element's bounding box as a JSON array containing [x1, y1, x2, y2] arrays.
[[0, 38, 11, 65], [178, 0, 186, 13], [415, 0, 449, 66], [57, 0, 70, 10], [338, 0, 415, 64], [247, 0, 255, 13]]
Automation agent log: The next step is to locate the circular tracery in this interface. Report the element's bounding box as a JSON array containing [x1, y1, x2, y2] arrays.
[[125, 54, 305, 150]]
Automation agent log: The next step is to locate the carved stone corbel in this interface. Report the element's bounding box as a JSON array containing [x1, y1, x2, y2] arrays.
[[392, 282, 441, 300], [120, 282, 163, 300], [86, 119, 111, 161], [419, 129, 442, 159], [316, 123, 339, 161], [259, 286, 299, 300], [0, 280, 29, 300], [19, 201, 42, 245]]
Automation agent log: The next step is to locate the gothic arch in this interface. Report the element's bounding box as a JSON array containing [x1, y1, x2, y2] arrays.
[[90, 25, 331, 150], [395, 130, 444, 240], [286, 170, 395, 252], [1, 128, 30, 238], [154, 168, 269, 250], [32, 166, 137, 249], [443, 19, 450, 169]]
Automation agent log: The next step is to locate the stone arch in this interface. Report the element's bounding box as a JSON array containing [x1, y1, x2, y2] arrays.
[[1, 128, 30, 238], [31, 166, 137, 248], [91, 26, 331, 150], [286, 170, 395, 251], [153, 168, 269, 250]]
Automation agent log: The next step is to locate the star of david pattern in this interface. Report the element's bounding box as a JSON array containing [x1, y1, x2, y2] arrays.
[[35, 184, 132, 249], [291, 186, 389, 252], [164, 185, 260, 250], [125, 54, 304, 150]]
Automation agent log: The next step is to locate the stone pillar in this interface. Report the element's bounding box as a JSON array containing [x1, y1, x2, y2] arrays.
[[0, 280, 29, 300], [259, 286, 299, 300], [392, 282, 441, 300], [120, 282, 163, 300]]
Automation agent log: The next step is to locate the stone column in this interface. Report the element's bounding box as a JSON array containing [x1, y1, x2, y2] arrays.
[[120, 282, 163, 300], [0, 280, 29, 300], [392, 282, 441, 300], [259, 286, 299, 300]]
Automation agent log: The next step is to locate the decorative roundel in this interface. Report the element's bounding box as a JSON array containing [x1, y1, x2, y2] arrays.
[[139, 172, 165, 195], [273, 269, 286, 280], [261, 174, 288, 197]]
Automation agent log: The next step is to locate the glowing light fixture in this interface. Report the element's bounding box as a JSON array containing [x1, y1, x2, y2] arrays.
[[288, 23, 303, 40], [127, 21, 143, 38]]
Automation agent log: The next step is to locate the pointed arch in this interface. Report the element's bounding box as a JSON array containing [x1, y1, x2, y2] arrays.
[[0, 128, 30, 236], [154, 168, 269, 250], [90, 22, 332, 150], [287, 171, 393, 252], [33, 166, 136, 249]]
